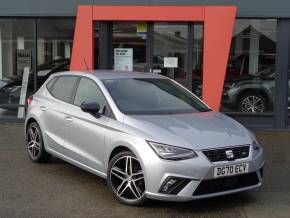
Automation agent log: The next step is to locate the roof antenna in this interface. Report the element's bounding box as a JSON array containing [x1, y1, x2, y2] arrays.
[[83, 58, 89, 70]]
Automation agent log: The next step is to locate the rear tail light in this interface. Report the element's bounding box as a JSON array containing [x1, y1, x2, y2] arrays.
[[27, 95, 33, 105]]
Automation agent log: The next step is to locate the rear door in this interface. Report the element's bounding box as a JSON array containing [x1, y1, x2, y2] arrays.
[[63, 77, 113, 174], [40, 76, 79, 154]]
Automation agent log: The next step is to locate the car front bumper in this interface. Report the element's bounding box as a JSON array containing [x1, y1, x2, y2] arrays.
[[135, 142, 264, 202]]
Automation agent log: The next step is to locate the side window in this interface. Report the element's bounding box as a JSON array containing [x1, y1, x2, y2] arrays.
[[46, 77, 57, 90], [73, 78, 112, 117], [48, 76, 79, 103]]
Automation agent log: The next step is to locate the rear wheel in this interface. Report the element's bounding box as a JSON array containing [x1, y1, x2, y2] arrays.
[[238, 93, 267, 113], [107, 151, 147, 206], [25, 122, 50, 162]]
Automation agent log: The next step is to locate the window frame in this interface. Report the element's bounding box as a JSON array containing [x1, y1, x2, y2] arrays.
[[71, 76, 116, 119], [46, 75, 80, 104]]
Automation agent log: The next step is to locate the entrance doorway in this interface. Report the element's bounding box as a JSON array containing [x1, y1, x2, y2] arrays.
[[95, 21, 204, 92], [112, 22, 147, 72]]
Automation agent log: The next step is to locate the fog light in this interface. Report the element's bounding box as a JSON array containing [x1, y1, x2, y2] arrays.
[[162, 178, 178, 192], [159, 177, 190, 195]]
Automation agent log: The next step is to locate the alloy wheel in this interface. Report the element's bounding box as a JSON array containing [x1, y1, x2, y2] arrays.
[[110, 155, 145, 201], [241, 95, 265, 113], [27, 125, 41, 159]]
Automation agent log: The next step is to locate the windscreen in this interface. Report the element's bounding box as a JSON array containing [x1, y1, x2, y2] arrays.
[[102, 78, 211, 115]]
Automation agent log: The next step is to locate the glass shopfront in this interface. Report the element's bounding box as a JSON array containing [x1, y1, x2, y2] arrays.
[[0, 19, 34, 119], [112, 22, 147, 72], [37, 19, 75, 77], [0, 18, 75, 120], [194, 19, 277, 114], [152, 22, 188, 87], [221, 19, 277, 114], [0, 17, 288, 129]]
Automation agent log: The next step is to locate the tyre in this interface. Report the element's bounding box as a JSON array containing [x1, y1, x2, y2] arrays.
[[107, 151, 147, 206], [25, 122, 51, 162], [238, 93, 267, 113]]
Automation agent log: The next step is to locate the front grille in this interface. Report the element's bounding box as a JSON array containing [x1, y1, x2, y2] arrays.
[[193, 172, 259, 196], [202, 146, 250, 162]]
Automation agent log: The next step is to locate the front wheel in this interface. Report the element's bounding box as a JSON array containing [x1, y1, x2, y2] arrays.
[[107, 151, 147, 206]]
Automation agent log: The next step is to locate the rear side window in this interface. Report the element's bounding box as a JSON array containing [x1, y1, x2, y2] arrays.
[[46, 77, 57, 90], [48, 76, 79, 103]]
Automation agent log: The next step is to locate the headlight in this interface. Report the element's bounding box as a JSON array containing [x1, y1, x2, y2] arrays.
[[147, 141, 198, 160], [253, 139, 260, 150]]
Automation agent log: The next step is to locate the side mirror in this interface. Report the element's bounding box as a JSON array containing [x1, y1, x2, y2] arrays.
[[80, 102, 101, 118]]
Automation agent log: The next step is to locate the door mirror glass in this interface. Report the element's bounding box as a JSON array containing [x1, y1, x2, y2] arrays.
[[80, 102, 101, 118]]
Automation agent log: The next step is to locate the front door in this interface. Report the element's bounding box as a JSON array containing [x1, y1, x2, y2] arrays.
[[64, 77, 112, 174]]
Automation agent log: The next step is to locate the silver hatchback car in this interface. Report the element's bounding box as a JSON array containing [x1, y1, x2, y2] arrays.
[[25, 71, 264, 206]]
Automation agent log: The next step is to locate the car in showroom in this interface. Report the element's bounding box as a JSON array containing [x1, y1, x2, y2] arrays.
[[195, 66, 282, 113], [0, 59, 69, 107], [24, 71, 264, 206], [222, 67, 276, 113]]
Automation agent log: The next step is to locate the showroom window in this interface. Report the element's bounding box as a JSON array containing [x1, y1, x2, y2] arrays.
[[221, 19, 277, 114], [0, 19, 34, 119], [153, 22, 188, 87], [37, 18, 75, 86], [112, 22, 147, 72], [194, 20, 277, 114]]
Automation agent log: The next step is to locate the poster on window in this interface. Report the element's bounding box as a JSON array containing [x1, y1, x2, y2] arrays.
[[16, 49, 32, 76], [164, 57, 178, 68], [114, 48, 133, 71]]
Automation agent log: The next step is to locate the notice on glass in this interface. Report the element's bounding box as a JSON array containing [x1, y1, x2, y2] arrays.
[[16, 49, 32, 76], [164, 57, 178, 68], [114, 48, 133, 71]]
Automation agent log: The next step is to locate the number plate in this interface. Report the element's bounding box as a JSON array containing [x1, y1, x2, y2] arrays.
[[214, 163, 249, 178]]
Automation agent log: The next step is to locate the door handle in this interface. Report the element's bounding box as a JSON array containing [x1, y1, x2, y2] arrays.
[[64, 116, 73, 122], [40, 106, 47, 111]]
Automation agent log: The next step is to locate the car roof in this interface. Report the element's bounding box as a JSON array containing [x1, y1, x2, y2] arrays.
[[53, 70, 167, 80]]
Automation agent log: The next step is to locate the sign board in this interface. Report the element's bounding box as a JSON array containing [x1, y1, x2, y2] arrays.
[[164, 57, 178, 68], [114, 48, 133, 71], [137, 23, 147, 39], [17, 67, 30, 118], [16, 49, 32, 76], [137, 23, 147, 33]]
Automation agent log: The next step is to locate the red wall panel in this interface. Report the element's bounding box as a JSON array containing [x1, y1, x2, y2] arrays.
[[70, 5, 94, 71], [203, 7, 237, 110], [70, 5, 237, 111]]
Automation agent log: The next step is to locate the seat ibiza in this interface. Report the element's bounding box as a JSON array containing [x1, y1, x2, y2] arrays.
[[25, 71, 264, 206]]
